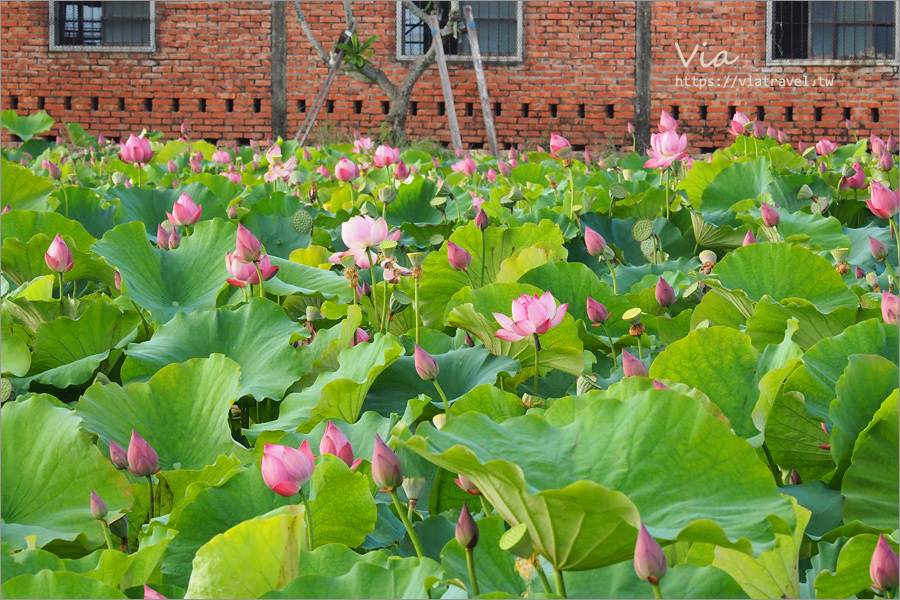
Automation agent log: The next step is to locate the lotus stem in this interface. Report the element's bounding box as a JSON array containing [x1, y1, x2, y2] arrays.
[[533, 333, 541, 397], [299, 490, 315, 550], [606, 259, 618, 295], [414, 279, 420, 345], [61, 185, 69, 219], [369, 262, 379, 331], [464, 268, 477, 290], [534, 560, 552, 595], [568, 165, 576, 221], [391, 490, 424, 559], [100, 519, 116, 551], [637, 336, 644, 360], [601, 323, 618, 368], [479, 495, 492, 516], [432, 379, 451, 418], [761, 442, 782, 486], [58, 272, 64, 319], [382, 281, 390, 334], [253, 261, 265, 299], [664, 168, 670, 220], [651, 581, 664, 599], [891, 220, 900, 273], [466, 548, 481, 597], [146, 476, 154, 521], [554, 568, 567, 599], [408, 499, 416, 522], [480, 229, 487, 287]]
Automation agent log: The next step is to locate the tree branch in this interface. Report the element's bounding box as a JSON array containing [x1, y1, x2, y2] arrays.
[[341, 0, 353, 28], [401, 0, 430, 23], [291, 0, 330, 64]]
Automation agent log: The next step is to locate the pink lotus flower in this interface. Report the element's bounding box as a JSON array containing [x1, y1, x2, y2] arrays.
[[486, 167, 497, 182], [878, 153, 894, 170], [766, 126, 778, 139], [509, 158, 518, 169], [815, 139, 837, 156], [43, 159, 62, 179], [144, 585, 168, 599], [225, 253, 278, 287], [549, 133, 572, 159], [452, 155, 477, 177], [658, 110, 677, 133], [114, 269, 122, 292], [584, 225, 607, 256], [497, 160, 512, 177], [167, 159, 178, 173], [261, 442, 315, 496], [373, 145, 400, 168], [455, 503, 479, 549], [157, 225, 171, 249], [372, 434, 403, 492], [334, 157, 360, 182], [109, 440, 128, 469], [655, 277, 676, 307], [167, 193, 202, 227], [622, 349, 649, 377], [584, 148, 594, 166], [470, 191, 485, 210], [883, 291, 899, 325], [414, 344, 440, 381], [447, 241, 472, 272], [475, 209, 489, 230], [493, 291, 568, 342], [320, 421, 362, 470], [354, 328, 370, 344], [888, 134, 899, 154], [302, 148, 312, 161], [353, 137, 375, 154], [45, 234, 74, 273], [634, 523, 667, 584], [234, 224, 263, 263], [90, 489, 108, 521], [644, 131, 688, 169], [265, 156, 298, 183], [394, 159, 410, 180], [315, 165, 331, 179], [761, 203, 780, 227], [627, 122, 635, 133], [225, 171, 242, 185], [586, 296, 609, 325], [166, 228, 181, 250], [871, 535, 900, 591], [118, 134, 154, 164], [743, 230, 757, 245], [189, 152, 202, 173], [855, 265, 865, 279], [867, 181, 900, 218], [872, 135, 887, 158], [728, 111, 751, 136], [1, 205, 9, 214], [776, 129, 788, 144], [840, 161, 868, 190], [127, 430, 160, 477], [211, 149, 232, 164], [455, 474, 480, 494], [868, 236, 888, 261], [342, 215, 389, 249], [751, 120, 766, 140]]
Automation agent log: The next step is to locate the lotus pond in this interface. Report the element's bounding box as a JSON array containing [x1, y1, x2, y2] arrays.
[[1, 110, 898, 599]]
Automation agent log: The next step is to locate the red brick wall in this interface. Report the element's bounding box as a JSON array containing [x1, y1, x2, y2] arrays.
[[1, 1, 897, 153]]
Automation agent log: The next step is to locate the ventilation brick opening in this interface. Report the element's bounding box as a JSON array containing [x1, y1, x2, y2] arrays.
[[225, 99, 234, 113], [727, 106, 736, 120], [871, 107, 880, 123], [578, 104, 585, 118], [37, 97, 45, 110], [90, 97, 99, 111], [438, 102, 445, 116], [298, 99, 307, 113], [380, 100, 389, 115], [842, 107, 851, 121], [326, 100, 335, 114], [785, 106, 794, 122], [117, 97, 125, 111], [199, 98, 207, 113], [549, 103, 558, 118], [521, 103, 530, 118], [10, 95, 18, 110], [410, 101, 418, 116], [814, 106, 822, 121], [756, 106, 765, 120], [605, 104, 615, 118], [64, 96, 72, 110], [670, 105, 679, 120], [143, 98, 152, 112], [465, 102, 473, 117], [699, 105, 708, 120], [253, 98, 261, 113], [493, 102, 502, 117], [353, 100, 362, 114]]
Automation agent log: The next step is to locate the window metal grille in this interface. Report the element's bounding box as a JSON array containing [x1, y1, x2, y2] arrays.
[[396, 1, 523, 62], [50, 1, 155, 52], [769, 1, 898, 63]]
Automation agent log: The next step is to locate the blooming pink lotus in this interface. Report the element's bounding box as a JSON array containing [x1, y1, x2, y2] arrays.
[[342, 215, 389, 250], [840, 161, 868, 190], [549, 133, 572, 158], [815, 139, 837, 156], [166, 193, 202, 227], [127, 430, 160, 477], [867, 181, 899, 218], [353, 137, 375, 154], [373, 145, 400, 168], [334, 157, 360, 182], [658, 110, 677, 133], [728, 111, 751, 136], [45, 234, 74, 273], [211, 149, 232, 164], [644, 131, 688, 169], [452, 155, 477, 177], [225, 253, 278, 287], [493, 291, 568, 342], [118, 134, 154, 164], [265, 156, 298, 183], [234, 224, 263, 263], [315, 165, 331, 179], [261, 442, 315, 497], [319, 421, 362, 470]]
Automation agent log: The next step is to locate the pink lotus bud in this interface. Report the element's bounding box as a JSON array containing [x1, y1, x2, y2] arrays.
[[549, 133, 571, 159], [872, 135, 887, 157], [766, 126, 778, 139], [870, 535, 899, 591], [127, 430, 160, 477], [622, 349, 649, 377], [109, 440, 128, 469], [878, 152, 894, 170], [493, 161, 511, 179], [798, 140, 808, 152], [655, 277, 676, 307], [867, 181, 900, 219], [840, 162, 868, 190], [818, 162, 827, 174], [432, 157, 441, 169], [211, 150, 232, 164], [789, 469, 801, 485], [43, 159, 62, 179], [509, 147, 518, 160], [414, 344, 440, 381], [372, 434, 403, 492], [167, 160, 178, 173], [45, 234, 74, 273], [510, 158, 518, 168], [777, 129, 788, 144], [658, 110, 677, 133], [234, 224, 262, 262], [320, 421, 361, 470], [815, 139, 837, 156], [1, 205, 9, 214], [180, 122, 190, 138], [760, 203, 780, 227], [167, 193, 202, 227], [455, 474, 480, 495], [634, 523, 667, 584], [98, 134, 108, 145], [627, 122, 635, 133], [456, 147, 465, 158], [90, 489, 108, 520], [854, 265, 865, 279], [167, 228, 181, 250], [447, 241, 472, 272], [475, 209, 489, 231], [652, 380, 669, 390], [586, 296, 609, 325], [358, 280, 372, 298], [869, 236, 889, 261], [393, 159, 410, 180], [882, 291, 899, 325], [261, 442, 315, 496], [743, 230, 758, 246], [303, 148, 312, 161], [144, 585, 168, 600], [374, 145, 400, 168], [486, 167, 497, 182], [452, 156, 477, 177], [156, 225, 170, 249], [354, 328, 370, 344], [315, 165, 331, 179], [455, 503, 479, 549], [334, 157, 360, 182], [584, 226, 607, 256], [751, 121, 766, 140], [114, 269, 122, 292], [584, 148, 594, 165], [19, 158, 27, 166], [888, 134, 899, 154]]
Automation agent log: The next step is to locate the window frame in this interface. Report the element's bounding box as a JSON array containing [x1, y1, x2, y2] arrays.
[[48, 1, 157, 53], [766, 0, 899, 65], [394, 1, 524, 63]]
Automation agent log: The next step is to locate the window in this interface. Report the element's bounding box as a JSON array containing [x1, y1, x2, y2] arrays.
[[769, 1, 898, 63], [49, 1, 155, 51], [396, 1, 523, 62]]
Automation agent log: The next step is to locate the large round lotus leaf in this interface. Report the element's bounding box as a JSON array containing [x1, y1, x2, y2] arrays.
[[841, 401, 899, 529], [649, 326, 762, 439], [712, 242, 858, 313], [1, 110, 55, 142], [364, 346, 520, 415], [1, 331, 31, 377], [110, 181, 230, 236], [91, 219, 238, 323], [121, 299, 306, 401], [399, 390, 793, 561], [77, 355, 249, 471], [814, 534, 899, 599], [185, 506, 307, 599], [566, 560, 747, 599], [784, 319, 899, 422], [1, 232, 116, 288], [745, 297, 858, 352], [0, 570, 127, 599], [0, 209, 97, 250], [1, 396, 131, 551], [0, 161, 55, 211]]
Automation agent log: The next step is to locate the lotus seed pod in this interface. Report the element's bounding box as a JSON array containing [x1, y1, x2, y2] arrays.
[[500, 523, 534, 559], [698, 250, 717, 264]]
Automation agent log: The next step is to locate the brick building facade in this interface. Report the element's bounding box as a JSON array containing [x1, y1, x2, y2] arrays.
[[1, 1, 898, 152]]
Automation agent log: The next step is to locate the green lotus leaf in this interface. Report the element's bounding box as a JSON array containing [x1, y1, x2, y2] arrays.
[[566, 559, 748, 599], [440, 516, 526, 596], [771, 211, 850, 253], [385, 176, 442, 226], [265, 255, 354, 303], [1, 331, 31, 377], [308, 455, 377, 549], [745, 296, 859, 352], [92, 219, 237, 323], [761, 389, 833, 482], [121, 299, 306, 400], [1, 209, 97, 250], [185, 506, 307, 599], [242, 192, 311, 260], [1, 110, 55, 141], [814, 533, 899, 599], [698, 157, 774, 215], [1, 396, 131, 551], [110, 181, 230, 236], [448, 382, 526, 420], [778, 482, 843, 540], [1, 161, 55, 212], [1, 571, 127, 599], [77, 355, 249, 471], [72, 528, 175, 591], [1, 546, 65, 584], [712, 243, 858, 313], [649, 326, 762, 439], [1, 232, 116, 288]]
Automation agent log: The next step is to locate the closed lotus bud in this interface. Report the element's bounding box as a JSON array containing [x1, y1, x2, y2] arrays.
[[109, 440, 128, 469], [486, 167, 497, 182], [261, 442, 315, 496], [127, 430, 160, 477], [180, 122, 190, 138], [167, 228, 181, 250], [90, 489, 108, 521], [882, 291, 899, 325], [144, 585, 168, 599], [497, 160, 512, 177], [586, 296, 609, 325], [455, 474, 480, 495], [358, 280, 372, 298], [878, 152, 894, 170], [855, 265, 865, 279], [789, 469, 801, 485], [228, 206, 238, 219], [584, 225, 607, 257], [622, 349, 649, 378], [655, 277, 676, 307], [44, 234, 74, 273], [167, 159, 178, 173], [475, 209, 489, 231], [447, 241, 472, 272], [1, 205, 9, 214], [634, 523, 667, 584], [652, 380, 669, 390], [584, 148, 594, 166], [394, 160, 410, 180], [464, 332, 475, 347], [870, 535, 899, 591], [761, 203, 780, 227], [888, 134, 899, 154], [156, 225, 170, 249], [455, 504, 479, 549], [743, 230, 758, 246], [114, 269, 122, 292], [797, 184, 814, 200], [303, 148, 312, 161], [234, 224, 262, 262], [414, 344, 440, 381], [627, 122, 635, 133], [402, 476, 427, 502], [371, 434, 403, 492], [320, 421, 360, 470], [869, 236, 889, 261], [43, 159, 62, 179]]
